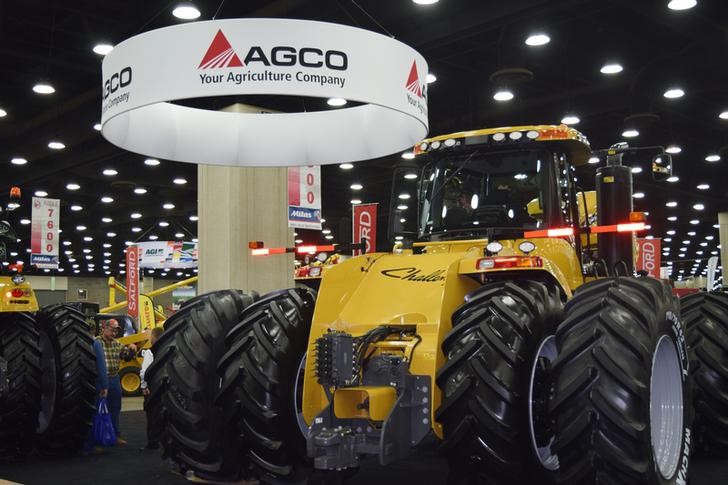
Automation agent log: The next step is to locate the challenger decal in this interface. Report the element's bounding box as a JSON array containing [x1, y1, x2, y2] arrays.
[[380, 267, 445, 282]]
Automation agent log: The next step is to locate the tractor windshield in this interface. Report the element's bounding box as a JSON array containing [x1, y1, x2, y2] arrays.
[[418, 148, 553, 239]]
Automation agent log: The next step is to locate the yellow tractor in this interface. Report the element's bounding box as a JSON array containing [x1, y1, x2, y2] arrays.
[[147, 125, 693, 484], [0, 187, 95, 459]]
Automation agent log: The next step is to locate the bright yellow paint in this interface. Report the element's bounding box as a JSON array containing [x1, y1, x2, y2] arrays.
[[0, 276, 38, 312], [334, 386, 397, 421]]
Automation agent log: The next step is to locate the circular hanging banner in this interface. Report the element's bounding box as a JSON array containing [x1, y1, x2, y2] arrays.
[[101, 19, 429, 166]]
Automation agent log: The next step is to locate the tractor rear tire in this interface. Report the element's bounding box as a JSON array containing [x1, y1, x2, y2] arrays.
[[682, 291, 728, 456], [145, 290, 257, 480], [550, 277, 692, 484], [34, 304, 96, 456], [0, 312, 41, 461], [435, 280, 563, 484], [119, 365, 142, 397], [217, 288, 316, 483]]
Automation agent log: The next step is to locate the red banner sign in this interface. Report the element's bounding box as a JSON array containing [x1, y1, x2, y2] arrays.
[[353, 203, 377, 256], [636, 238, 661, 279], [126, 246, 140, 318]]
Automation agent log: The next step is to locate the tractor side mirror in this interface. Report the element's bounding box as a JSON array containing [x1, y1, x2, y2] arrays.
[[651, 153, 672, 181]]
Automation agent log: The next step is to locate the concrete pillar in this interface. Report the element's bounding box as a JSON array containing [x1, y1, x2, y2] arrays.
[[719, 212, 728, 288], [197, 165, 293, 295]]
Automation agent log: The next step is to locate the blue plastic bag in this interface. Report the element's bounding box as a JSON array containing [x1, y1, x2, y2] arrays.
[[92, 398, 116, 447]]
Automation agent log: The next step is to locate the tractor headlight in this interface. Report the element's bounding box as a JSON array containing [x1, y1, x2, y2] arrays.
[[11, 274, 25, 285], [485, 241, 503, 254], [309, 267, 322, 277], [519, 241, 536, 254]]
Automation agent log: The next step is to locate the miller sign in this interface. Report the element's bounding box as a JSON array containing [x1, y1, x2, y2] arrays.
[[636, 238, 661, 279], [353, 203, 377, 256]]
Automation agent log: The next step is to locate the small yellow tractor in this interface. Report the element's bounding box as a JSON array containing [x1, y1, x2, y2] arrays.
[[147, 125, 694, 484]]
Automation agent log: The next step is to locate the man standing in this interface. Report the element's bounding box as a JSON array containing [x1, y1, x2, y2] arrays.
[[139, 326, 163, 451]]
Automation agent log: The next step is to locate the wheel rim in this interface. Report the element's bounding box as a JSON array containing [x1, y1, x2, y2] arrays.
[[122, 371, 141, 393], [528, 335, 559, 471], [650, 335, 684, 479], [37, 330, 57, 433], [293, 352, 309, 438]]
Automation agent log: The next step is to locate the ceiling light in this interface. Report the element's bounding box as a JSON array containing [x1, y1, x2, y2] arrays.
[[70, 205, 83, 211], [693, 203, 705, 210], [719, 111, 728, 120], [404, 172, 418, 180], [622, 129, 639, 138], [173, 177, 187, 185], [339, 163, 354, 170], [131, 213, 142, 219], [351, 199, 362, 205], [663, 88, 685, 99], [633, 192, 645, 199], [175, 233, 184, 238], [94, 123, 102, 131], [322, 229, 332, 235], [149, 235, 159, 240], [705, 154, 720, 162], [34, 190, 48, 197], [144, 158, 160, 166], [163, 203, 175, 209], [159, 221, 169, 227], [132, 227, 142, 233], [63, 241, 72, 246], [426, 73, 436, 84], [631, 166, 643, 174], [33, 83, 55, 94], [0, 108, 6, 117], [93, 43, 114, 56], [525, 33, 550, 46], [103, 168, 118, 176], [666, 201, 678, 207], [134, 187, 147, 194], [401, 152, 415, 160], [19, 218, 30, 225], [690, 219, 700, 225], [667, 216, 678, 221], [83, 236, 93, 242], [325, 235, 334, 240], [48, 141, 65, 150], [101, 196, 114, 203], [11, 157, 27, 165], [561, 115, 580, 125], [398, 193, 411, 200], [588, 156, 600, 164], [668, 0, 697, 10], [666, 176, 679, 183], [189, 215, 199, 221], [102, 217, 112, 223], [412, 0, 439, 4], [706, 235, 714, 240], [327, 98, 347, 107], [666, 145, 681, 154], [697, 183, 710, 190], [76, 225, 87, 231], [350, 183, 363, 191], [600, 63, 623, 74], [294, 239, 303, 244], [107, 232, 116, 237], [172, 2, 201, 19], [493, 89, 514, 102]]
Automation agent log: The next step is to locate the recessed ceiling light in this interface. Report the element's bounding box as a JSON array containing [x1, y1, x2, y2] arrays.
[[622, 129, 639, 138], [588, 156, 600, 164], [525, 33, 550, 46], [101, 196, 114, 203], [0, 108, 6, 117], [93, 43, 114, 56], [697, 183, 710, 190], [412, 0, 439, 4], [667, 216, 678, 221], [149, 235, 159, 240], [668, 0, 697, 10], [351, 199, 362, 205], [103, 168, 118, 176], [666, 201, 678, 207], [666, 145, 682, 154], [631, 166, 643, 174], [70, 205, 83, 211], [173, 177, 187, 185], [666, 230, 676, 235], [172, 2, 201, 19], [83, 236, 93, 242], [94, 123, 102, 131], [174, 233, 184, 239], [48, 141, 65, 150], [107, 232, 116, 237], [404, 172, 418, 180], [493, 89, 514, 102], [19, 218, 30, 225], [663, 88, 685, 99], [76, 225, 87, 231], [33, 83, 55, 94], [339, 163, 354, 170], [705, 154, 720, 162], [134, 187, 148, 194], [719, 111, 728, 120], [35, 190, 48, 197], [350, 183, 363, 191], [633, 192, 645, 199], [600, 63, 623, 74], [102, 217, 113, 223], [426, 73, 437, 84], [131, 212, 142, 219], [690, 219, 700, 225], [63, 241, 72, 246], [189, 215, 199, 221], [398, 193, 411, 200], [327, 98, 347, 107], [66, 183, 80, 190], [144, 158, 160, 166], [163, 203, 175, 209], [159, 221, 170, 227], [401, 152, 415, 160], [666, 176, 680, 183], [11, 157, 27, 165], [131, 227, 142, 233], [693, 203, 705, 210], [561, 115, 580, 125], [664, 238, 672, 242]]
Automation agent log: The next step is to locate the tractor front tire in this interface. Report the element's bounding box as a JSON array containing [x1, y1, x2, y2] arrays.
[[435, 280, 563, 484], [145, 290, 256, 480], [682, 291, 728, 456], [217, 288, 316, 483], [34, 304, 96, 456], [550, 277, 692, 484], [119, 365, 142, 397], [0, 312, 41, 461]]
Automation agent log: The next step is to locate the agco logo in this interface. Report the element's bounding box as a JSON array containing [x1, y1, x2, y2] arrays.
[[198, 30, 348, 71], [405, 60, 427, 116]]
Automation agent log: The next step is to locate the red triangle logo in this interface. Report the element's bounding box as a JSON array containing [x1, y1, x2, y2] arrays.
[[198, 30, 244, 69], [405, 60, 422, 97]]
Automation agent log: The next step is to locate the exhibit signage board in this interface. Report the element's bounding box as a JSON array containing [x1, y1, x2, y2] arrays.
[[136, 241, 198, 269], [288, 166, 322, 230], [636, 238, 661, 279], [101, 19, 428, 166], [30, 197, 60, 269], [126, 245, 140, 318], [352, 203, 377, 256]]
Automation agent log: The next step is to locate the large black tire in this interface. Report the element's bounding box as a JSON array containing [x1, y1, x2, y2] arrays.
[[682, 291, 728, 456], [217, 288, 316, 483], [0, 312, 41, 460], [34, 304, 96, 456], [550, 278, 693, 484], [145, 289, 257, 480], [435, 281, 563, 484]]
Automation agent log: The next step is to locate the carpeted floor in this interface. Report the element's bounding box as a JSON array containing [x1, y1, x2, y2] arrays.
[[2, 407, 727, 484]]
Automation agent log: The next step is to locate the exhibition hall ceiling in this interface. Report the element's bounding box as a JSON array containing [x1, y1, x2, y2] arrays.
[[1, 0, 727, 279]]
